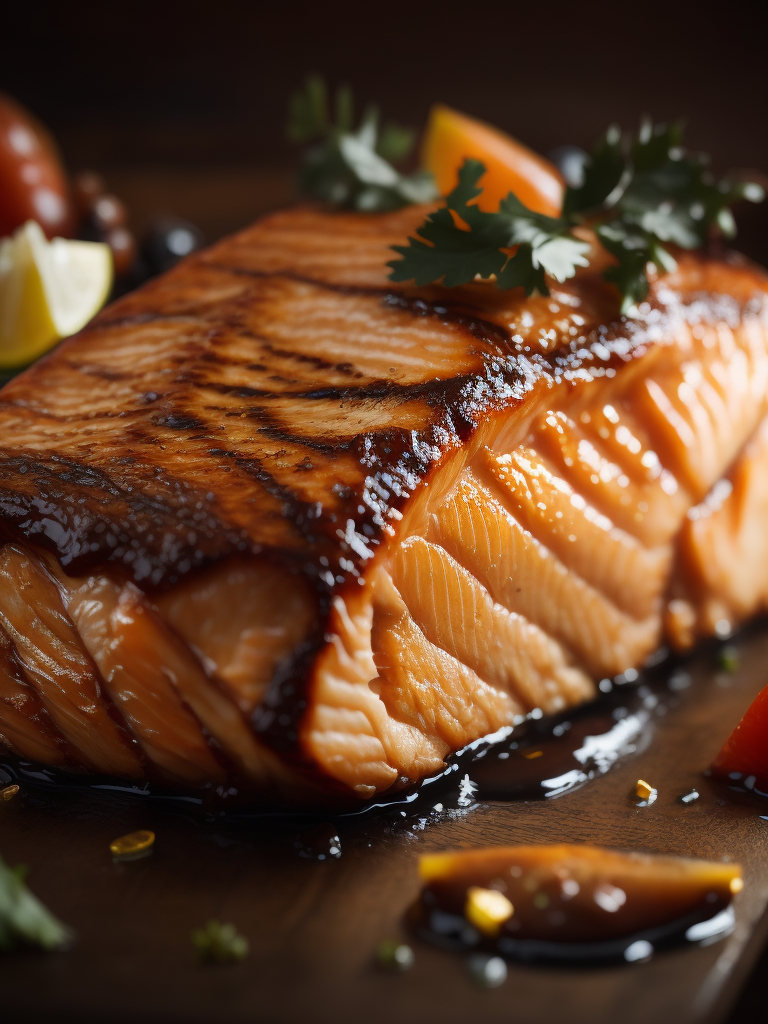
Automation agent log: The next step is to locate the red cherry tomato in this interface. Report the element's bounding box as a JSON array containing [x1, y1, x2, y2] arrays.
[[712, 682, 768, 791], [0, 92, 74, 240]]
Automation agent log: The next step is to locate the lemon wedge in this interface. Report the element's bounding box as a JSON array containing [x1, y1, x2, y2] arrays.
[[0, 219, 112, 370]]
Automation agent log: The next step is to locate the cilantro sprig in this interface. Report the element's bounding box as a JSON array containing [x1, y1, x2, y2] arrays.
[[0, 854, 71, 952], [389, 119, 764, 313], [287, 76, 438, 212]]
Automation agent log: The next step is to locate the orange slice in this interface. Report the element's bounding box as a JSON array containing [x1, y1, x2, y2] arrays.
[[421, 104, 564, 217]]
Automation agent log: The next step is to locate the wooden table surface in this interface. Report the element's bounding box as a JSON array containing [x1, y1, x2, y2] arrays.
[[2, 622, 768, 1024]]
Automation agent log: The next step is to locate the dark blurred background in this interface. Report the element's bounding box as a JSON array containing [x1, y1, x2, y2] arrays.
[[3, 0, 768, 259], [2, 2, 768, 1020]]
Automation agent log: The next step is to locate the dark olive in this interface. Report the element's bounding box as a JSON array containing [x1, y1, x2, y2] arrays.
[[106, 226, 137, 277], [141, 217, 205, 276], [91, 194, 127, 232], [72, 170, 106, 219]]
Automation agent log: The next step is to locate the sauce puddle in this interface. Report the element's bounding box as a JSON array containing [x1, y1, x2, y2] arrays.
[[0, 643, 721, 844], [409, 899, 736, 965], [453, 678, 656, 802], [0, 667, 677, 870], [409, 843, 741, 965]]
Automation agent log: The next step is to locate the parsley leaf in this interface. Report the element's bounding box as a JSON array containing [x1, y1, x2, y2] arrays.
[[389, 118, 764, 313], [0, 853, 71, 952], [192, 920, 249, 964], [388, 160, 589, 295], [286, 75, 332, 144], [389, 160, 508, 286], [563, 124, 625, 217], [287, 77, 438, 212], [585, 119, 764, 312], [597, 222, 656, 311]]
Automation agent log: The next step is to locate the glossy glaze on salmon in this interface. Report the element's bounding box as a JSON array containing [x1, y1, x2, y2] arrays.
[[0, 205, 767, 804]]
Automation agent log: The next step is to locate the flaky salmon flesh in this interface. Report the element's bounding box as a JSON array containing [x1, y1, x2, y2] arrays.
[[0, 204, 767, 804]]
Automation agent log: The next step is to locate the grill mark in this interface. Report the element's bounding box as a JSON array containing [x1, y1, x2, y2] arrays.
[[153, 413, 209, 431], [205, 447, 325, 542], [199, 375, 477, 405], [0, 405, 152, 423], [200, 264, 515, 353], [224, 398, 350, 456], [196, 350, 267, 370], [382, 293, 512, 352], [198, 339, 363, 381], [263, 342, 361, 377], [201, 263, 392, 298], [87, 312, 203, 330], [201, 382, 263, 399], [253, 420, 345, 456], [61, 362, 137, 382]]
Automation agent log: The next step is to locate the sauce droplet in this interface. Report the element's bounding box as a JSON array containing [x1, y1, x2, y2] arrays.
[[467, 954, 507, 988], [678, 788, 700, 805], [632, 779, 657, 805], [293, 822, 342, 860], [376, 940, 415, 971], [1, 784, 19, 801], [110, 829, 155, 861]]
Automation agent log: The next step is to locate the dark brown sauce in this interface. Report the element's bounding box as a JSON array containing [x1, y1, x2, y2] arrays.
[[453, 677, 657, 802], [0, 637, 735, 853], [408, 841, 740, 965], [0, 675, 680, 880], [0, 662, 678, 824], [706, 768, 768, 799], [408, 895, 735, 965]]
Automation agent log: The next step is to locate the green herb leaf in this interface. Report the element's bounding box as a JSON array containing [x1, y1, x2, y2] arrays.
[[631, 118, 686, 173], [288, 77, 438, 212], [191, 919, 249, 964], [597, 222, 656, 313], [377, 123, 417, 164], [718, 645, 739, 673], [389, 117, 763, 312], [0, 853, 71, 952], [563, 125, 625, 216], [389, 160, 508, 286], [389, 160, 589, 294], [376, 939, 415, 971], [286, 75, 329, 144]]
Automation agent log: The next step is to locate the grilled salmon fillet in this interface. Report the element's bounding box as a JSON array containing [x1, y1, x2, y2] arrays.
[[0, 205, 767, 804]]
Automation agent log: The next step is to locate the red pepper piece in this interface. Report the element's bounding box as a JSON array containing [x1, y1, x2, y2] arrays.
[[712, 683, 768, 791]]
